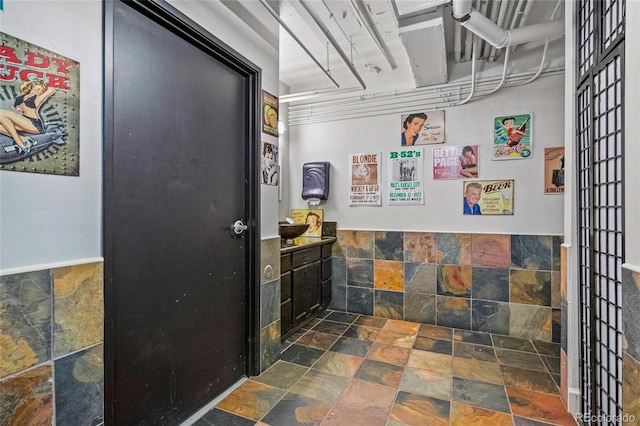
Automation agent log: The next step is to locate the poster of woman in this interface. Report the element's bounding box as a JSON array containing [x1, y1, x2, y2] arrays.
[[261, 142, 279, 186], [493, 113, 532, 160], [291, 209, 323, 244], [0, 31, 79, 175], [400, 110, 445, 145], [433, 145, 479, 180], [544, 147, 565, 194], [349, 152, 381, 206]]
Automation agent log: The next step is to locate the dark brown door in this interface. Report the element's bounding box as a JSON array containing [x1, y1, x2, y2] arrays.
[[104, 1, 260, 424]]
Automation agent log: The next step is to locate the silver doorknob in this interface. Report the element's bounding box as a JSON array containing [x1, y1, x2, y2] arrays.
[[232, 220, 248, 235]]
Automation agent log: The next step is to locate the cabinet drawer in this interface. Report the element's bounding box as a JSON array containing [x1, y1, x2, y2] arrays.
[[321, 258, 332, 281], [292, 246, 321, 268], [281, 271, 291, 301], [322, 243, 333, 259], [281, 253, 292, 272]]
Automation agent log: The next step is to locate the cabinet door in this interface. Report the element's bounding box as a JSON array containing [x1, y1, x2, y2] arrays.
[[281, 299, 293, 334], [292, 266, 308, 323], [307, 261, 322, 314]]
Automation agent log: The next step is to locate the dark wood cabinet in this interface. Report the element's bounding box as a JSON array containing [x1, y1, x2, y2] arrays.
[[281, 238, 335, 340]]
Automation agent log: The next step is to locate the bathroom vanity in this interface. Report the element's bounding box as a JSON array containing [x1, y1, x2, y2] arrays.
[[280, 237, 336, 340]]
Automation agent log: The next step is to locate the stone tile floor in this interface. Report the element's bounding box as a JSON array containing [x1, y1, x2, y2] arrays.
[[192, 310, 577, 425]]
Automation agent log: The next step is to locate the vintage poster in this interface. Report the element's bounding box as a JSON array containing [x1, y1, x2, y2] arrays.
[[433, 145, 479, 180], [463, 179, 514, 215], [0, 32, 80, 175], [262, 90, 279, 137], [544, 147, 565, 194], [291, 208, 323, 244], [388, 148, 424, 205], [349, 152, 381, 206], [400, 110, 445, 146], [261, 141, 279, 186], [493, 113, 532, 160]]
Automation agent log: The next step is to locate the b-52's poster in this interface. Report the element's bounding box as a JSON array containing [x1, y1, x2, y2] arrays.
[[0, 32, 80, 175], [388, 148, 424, 205]]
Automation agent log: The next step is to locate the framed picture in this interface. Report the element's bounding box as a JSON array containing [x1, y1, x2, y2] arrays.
[[544, 147, 565, 194], [463, 180, 514, 215], [261, 142, 279, 186], [262, 90, 278, 137], [433, 145, 479, 180], [400, 110, 445, 146], [388, 148, 424, 205], [349, 152, 381, 206], [291, 209, 323, 244], [493, 113, 532, 160]]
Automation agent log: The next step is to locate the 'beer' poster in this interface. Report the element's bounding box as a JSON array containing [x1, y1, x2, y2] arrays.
[[349, 152, 381, 206], [493, 113, 532, 160], [463, 179, 514, 215], [544, 147, 565, 194], [0, 32, 80, 175], [388, 148, 424, 205]]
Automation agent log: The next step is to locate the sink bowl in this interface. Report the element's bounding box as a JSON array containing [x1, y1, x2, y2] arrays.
[[279, 222, 309, 239]]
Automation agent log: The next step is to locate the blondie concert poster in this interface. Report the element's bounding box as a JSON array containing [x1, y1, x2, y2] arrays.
[[349, 152, 381, 206], [400, 110, 445, 146], [463, 179, 514, 215], [388, 148, 424, 205], [433, 145, 479, 180], [0, 32, 79, 175], [544, 147, 565, 194], [262, 90, 279, 137], [493, 113, 532, 160]]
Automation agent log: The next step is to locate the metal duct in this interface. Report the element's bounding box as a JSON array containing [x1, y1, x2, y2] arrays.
[[452, 0, 564, 49]]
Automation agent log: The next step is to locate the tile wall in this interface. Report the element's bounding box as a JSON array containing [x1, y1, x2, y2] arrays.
[[0, 262, 104, 425], [330, 230, 562, 343], [622, 267, 640, 420]]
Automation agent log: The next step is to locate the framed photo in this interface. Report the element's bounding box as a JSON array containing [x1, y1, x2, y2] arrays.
[[261, 142, 279, 186], [262, 90, 279, 137], [544, 147, 565, 194], [291, 209, 323, 244], [463, 180, 514, 215], [493, 113, 532, 160], [433, 145, 479, 180], [400, 110, 445, 146]]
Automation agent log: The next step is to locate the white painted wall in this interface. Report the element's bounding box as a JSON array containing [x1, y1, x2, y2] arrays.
[[625, 1, 640, 268], [287, 74, 564, 235], [0, 1, 103, 273], [0, 0, 282, 273], [168, 0, 281, 239]]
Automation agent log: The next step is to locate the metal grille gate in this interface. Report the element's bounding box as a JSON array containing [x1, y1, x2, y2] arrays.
[[576, 0, 625, 423]]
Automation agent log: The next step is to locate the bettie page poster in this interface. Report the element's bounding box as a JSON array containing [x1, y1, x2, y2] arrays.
[[433, 145, 479, 180], [349, 152, 381, 206], [0, 32, 80, 175]]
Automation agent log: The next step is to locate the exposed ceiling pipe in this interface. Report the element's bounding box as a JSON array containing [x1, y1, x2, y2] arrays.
[[486, 45, 510, 94], [482, 0, 501, 59], [452, 0, 564, 50], [487, 0, 509, 62], [298, 0, 367, 89], [280, 86, 363, 104], [476, 0, 489, 59], [454, 20, 462, 62], [457, 35, 477, 105], [512, 0, 535, 53], [463, 22, 473, 61], [348, 0, 397, 70], [258, 0, 340, 88]]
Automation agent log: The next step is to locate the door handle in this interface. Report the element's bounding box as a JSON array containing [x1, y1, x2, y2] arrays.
[[232, 220, 248, 235]]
